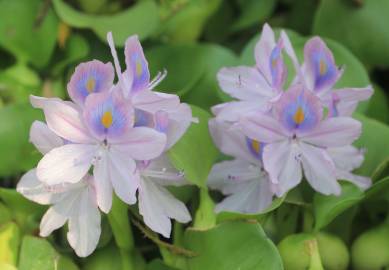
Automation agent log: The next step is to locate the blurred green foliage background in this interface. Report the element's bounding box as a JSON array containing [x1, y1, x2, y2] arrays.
[[2, 0, 389, 269]]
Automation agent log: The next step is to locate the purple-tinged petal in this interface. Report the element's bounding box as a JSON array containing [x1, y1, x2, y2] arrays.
[[263, 141, 302, 197], [30, 95, 63, 109], [212, 101, 270, 122], [108, 147, 139, 205], [240, 113, 288, 143], [42, 100, 94, 143], [274, 86, 323, 132], [209, 119, 261, 164], [268, 41, 287, 90], [83, 91, 134, 142], [132, 90, 180, 114], [37, 144, 96, 185], [217, 66, 274, 100], [125, 35, 150, 93], [113, 127, 166, 160], [304, 37, 340, 92], [30, 121, 64, 154], [300, 142, 341, 195], [134, 109, 155, 128], [155, 110, 169, 134], [164, 103, 192, 149], [67, 60, 114, 106], [300, 117, 361, 147], [330, 86, 373, 116], [281, 30, 304, 85], [255, 23, 276, 83]]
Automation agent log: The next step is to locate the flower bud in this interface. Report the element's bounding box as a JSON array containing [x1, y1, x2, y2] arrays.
[[352, 224, 389, 269]]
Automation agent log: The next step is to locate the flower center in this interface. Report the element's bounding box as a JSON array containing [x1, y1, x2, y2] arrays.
[[319, 59, 327, 76], [293, 107, 305, 125], [136, 61, 143, 76], [86, 77, 96, 93], [101, 111, 113, 128]]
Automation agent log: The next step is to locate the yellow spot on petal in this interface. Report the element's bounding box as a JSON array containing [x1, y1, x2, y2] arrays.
[[136, 61, 143, 76], [319, 59, 327, 75], [86, 78, 96, 93], [293, 107, 305, 125], [251, 140, 261, 155], [101, 111, 113, 128], [272, 58, 277, 68]]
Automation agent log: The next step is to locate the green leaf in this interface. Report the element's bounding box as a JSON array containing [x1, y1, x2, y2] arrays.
[[52, 0, 159, 45], [0, 188, 45, 233], [83, 244, 123, 270], [18, 236, 59, 270], [146, 44, 206, 96], [147, 259, 179, 270], [313, 182, 364, 231], [0, 263, 17, 270], [313, 0, 389, 67], [0, 104, 43, 176], [158, 0, 222, 43], [0, 0, 58, 68], [0, 202, 12, 225], [0, 63, 41, 104], [52, 33, 90, 76], [107, 195, 133, 250], [216, 195, 286, 223], [0, 222, 21, 266], [183, 221, 283, 270], [182, 44, 239, 110], [365, 84, 389, 124], [354, 114, 389, 176], [232, 0, 276, 31], [168, 105, 218, 187]]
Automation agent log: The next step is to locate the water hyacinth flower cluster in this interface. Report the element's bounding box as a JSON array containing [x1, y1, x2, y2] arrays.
[[208, 24, 373, 214], [16, 32, 193, 257]]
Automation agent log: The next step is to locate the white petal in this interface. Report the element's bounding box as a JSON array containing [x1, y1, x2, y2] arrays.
[[209, 119, 258, 164], [165, 103, 192, 149], [17, 169, 55, 205], [132, 90, 180, 113], [93, 152, 113, 213], [217, 66, 273, 100], [212, 101, 269, 122], [67, 186, 101, 257], [208, 159, 261, 194], [114, 127, 166, 160], [108, 148, 139, 205], [37, 144, 96, 185], [215, 177, 274, 214], [255, 23, 275, 83], [139, 177, 191, 238], [263, 141, 302, 196], [300, 143, 341, 195], [43, 100, 94, 143], [327, 145, 364, 171], [30, 121, 64, 154], [300, 117, 361, 147], [39, 207, 67, 237], [142, 155, 187, 186], [338, 172, 371, 190], [240, 113, 288, 143]]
